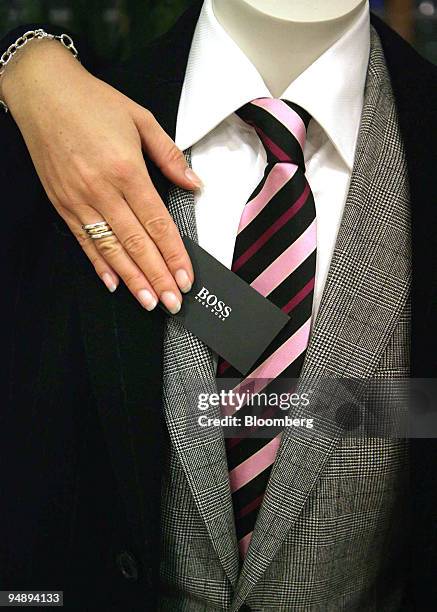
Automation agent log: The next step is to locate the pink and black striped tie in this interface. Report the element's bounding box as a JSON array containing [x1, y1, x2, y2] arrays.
[[217, 98, 316, 559]]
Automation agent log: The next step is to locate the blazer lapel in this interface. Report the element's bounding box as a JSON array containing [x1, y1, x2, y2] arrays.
[[301, 29, 411, 382], [233, 27, 411, 606], [162, 163, 240, 586]]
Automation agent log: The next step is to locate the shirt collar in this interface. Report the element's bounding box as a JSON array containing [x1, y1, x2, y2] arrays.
[[176, 0, 370, 171]]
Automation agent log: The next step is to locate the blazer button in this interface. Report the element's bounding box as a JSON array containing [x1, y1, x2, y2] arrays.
[[116, 550, 139, 581], [239, 606, 252, 612]]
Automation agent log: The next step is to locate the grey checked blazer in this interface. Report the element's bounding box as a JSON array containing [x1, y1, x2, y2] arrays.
[[158, 28, 411, 611]]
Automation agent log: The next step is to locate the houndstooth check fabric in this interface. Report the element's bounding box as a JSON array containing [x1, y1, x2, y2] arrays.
[[159, 28, 411, 611]]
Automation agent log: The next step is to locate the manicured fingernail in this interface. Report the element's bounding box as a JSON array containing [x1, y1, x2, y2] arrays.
[[185, 167, 203, 189], [137, 289, 157, 311], [175, 269, 192, 293], [161, 291, 181, 314], [102, 272, 118, 293]]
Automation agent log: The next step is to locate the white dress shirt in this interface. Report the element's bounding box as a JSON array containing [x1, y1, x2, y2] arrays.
[[176, 0, 370, 322]]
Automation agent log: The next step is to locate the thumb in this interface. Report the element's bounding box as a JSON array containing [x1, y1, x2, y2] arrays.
[[133, 106, 203, 191]]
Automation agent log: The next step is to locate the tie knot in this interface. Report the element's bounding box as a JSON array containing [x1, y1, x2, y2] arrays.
[[236, 98, 311, 168]]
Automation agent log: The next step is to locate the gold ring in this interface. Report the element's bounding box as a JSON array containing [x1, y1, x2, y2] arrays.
[[82, 221, 114, 240]]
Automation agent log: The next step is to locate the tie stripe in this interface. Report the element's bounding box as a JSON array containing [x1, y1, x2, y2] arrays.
[[283, 277, 315, 315], [237, 171, 308, 247], [217, 254, 315, 377], [250, 220, 316, 296], [217, 98, 316, 558], [269, 252, 316, 310], [237, 100, 311, 168], [238, 532, 253, 559], [250, 98, 308, 149], [228, 435, 282, 493], [254, 128, 298, 164], [237, 164, 298, 233], [246, 319, 312, 382], [233, 182, 312, 273], [227, 433, 282, 473]]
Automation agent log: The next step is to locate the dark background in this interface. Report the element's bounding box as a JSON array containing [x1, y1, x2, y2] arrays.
[[1, 0, 436, 64]]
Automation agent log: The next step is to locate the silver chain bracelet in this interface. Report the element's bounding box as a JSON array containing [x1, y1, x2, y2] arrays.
[[0, 28, 79, 113]]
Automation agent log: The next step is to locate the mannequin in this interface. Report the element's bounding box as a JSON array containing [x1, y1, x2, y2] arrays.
[[213, 0, 368, 96]]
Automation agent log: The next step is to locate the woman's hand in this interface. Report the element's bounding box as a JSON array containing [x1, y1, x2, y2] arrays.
[[0, 39, 202, 313]]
